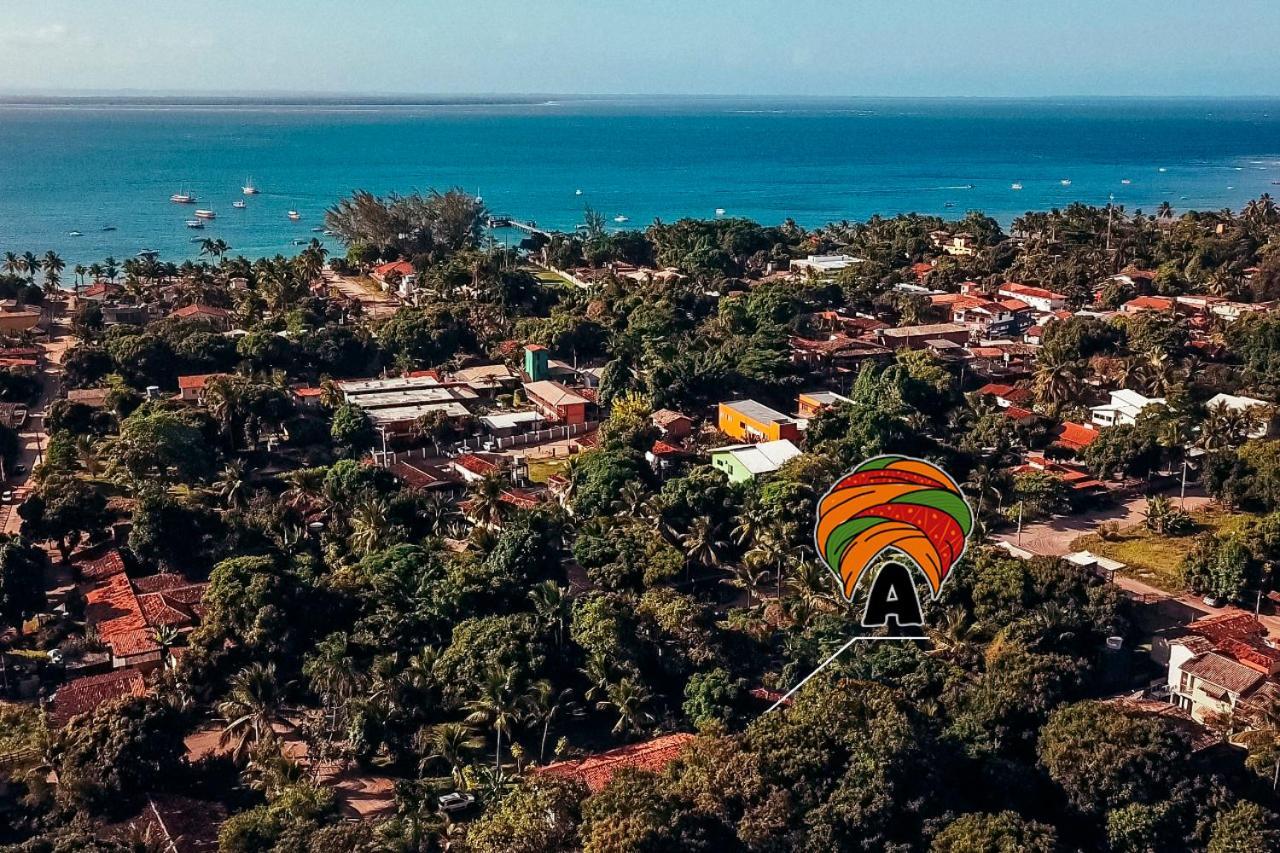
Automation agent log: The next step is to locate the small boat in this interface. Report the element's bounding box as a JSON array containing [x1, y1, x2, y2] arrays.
[[613, 215, 628, 223], [287, 210, 301, 221], [311, 226, 324, 232], [1121, 179, 1132, 185], [242, 178, 259, 195], [101, 225, 117, 231], [1060, 179, 1072, 186], [68, 230, 83, 237], [575, 189, 583, 195], [194, 209, 216, 219], [186, 219, 204, 229], [1158, 167, 1168, 173], [171, 192, 196, 204], [136, 249, 158, 258], [292, 239, 307, 246], [715, 208, 726, 216], [944, 201, 955, 208], [232, 200, 247, 209], [1011, 183, 1023, 190]]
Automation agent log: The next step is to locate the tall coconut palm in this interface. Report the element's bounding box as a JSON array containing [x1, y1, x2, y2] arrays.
[[721, 562, 772, 608], [524, 679, 574, 763], [464, 667, 524, 771], [1, 252, 20, 277], [21, 252, 39, 283], [218, 663, 290, 761], [42, 251, 65, 294], [467, 473, 507, 529], [529, 581, 571, 648]]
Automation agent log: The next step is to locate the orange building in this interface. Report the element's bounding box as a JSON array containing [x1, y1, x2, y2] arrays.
[[718, 399, 801, 443]]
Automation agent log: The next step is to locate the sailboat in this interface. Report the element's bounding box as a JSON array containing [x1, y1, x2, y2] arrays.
[[171, 191, 196, 204], [242, 178, 260, 195]]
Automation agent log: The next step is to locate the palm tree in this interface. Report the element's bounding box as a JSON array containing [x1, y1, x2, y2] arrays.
[[963, 463, 1007, 520], [610, 481, 649, 516], [463, 667, 524, 771], [73, 435, 102, 477], [681, 515, 728, 573], [214, 461, 250, 509], [1, 252, 20, 277], [218, 663, 290, 761], [1034, 352, 1080, 411], [417, 722, 484, 786], [21, 252, 39, 283], [721, 562, 772, 607], [529, 581, 571, 648], [350, 496, 392, 555], [467, 473, 507, 529], [597, 677, 654, 737], [42, 251, 65, 294], [524, 679, 574, 763], [784, 559, 838, 623]]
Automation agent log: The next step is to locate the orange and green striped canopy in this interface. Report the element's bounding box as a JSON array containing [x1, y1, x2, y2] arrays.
[[814, 455, 973, 601]]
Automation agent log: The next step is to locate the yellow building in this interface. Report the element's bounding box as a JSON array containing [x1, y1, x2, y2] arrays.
[[718, 399, 800, 443]]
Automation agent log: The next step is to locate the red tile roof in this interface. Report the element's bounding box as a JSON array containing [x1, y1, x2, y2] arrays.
[[372, 260, 414, 279], [1123, 296, 1175, 312], [650, 440, 684, 456], [76, 549, 126, 582], [999, 282, 1066, 301], [86, 572, 157, 659], [177, 373, 225, 391], [1054, 421, 1100, 451], [455, 453, 500, 476], [1182, 652, 1264, 695], [537, 733, 695, 792], [976, 383, 1033, 404], [170, 303, 230, 319], [51, 669, 147, 725]]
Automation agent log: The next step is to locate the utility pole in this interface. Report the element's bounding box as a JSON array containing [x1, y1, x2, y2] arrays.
[[1016, 501, 1024, 547]]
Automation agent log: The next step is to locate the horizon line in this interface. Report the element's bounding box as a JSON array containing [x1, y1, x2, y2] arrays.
[[2, 90, 1280, 103]]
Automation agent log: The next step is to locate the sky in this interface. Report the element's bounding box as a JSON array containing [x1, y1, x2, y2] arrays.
[[1, 1, 1278, 98]]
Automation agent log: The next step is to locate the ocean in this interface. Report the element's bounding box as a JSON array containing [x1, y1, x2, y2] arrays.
[[1, 96, 1279, 266]]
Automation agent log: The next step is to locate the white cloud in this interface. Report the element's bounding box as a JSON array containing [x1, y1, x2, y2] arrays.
[[0, 23, 89, 47]]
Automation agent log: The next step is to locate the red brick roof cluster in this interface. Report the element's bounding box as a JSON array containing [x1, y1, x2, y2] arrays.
[[85, 568, 207, 662], [537, 733, 695, 792], [51, 669, 147, 725]]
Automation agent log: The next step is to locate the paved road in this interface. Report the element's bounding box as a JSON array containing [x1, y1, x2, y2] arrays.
[[1, 321, 72, 535]]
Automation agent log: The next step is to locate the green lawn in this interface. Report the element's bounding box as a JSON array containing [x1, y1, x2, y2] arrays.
[[526, 457, 570, 484], [1069, 509, 1255, 593]]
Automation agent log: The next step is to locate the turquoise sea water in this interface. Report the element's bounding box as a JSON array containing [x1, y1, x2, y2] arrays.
[[1, 96, 1279, 266]]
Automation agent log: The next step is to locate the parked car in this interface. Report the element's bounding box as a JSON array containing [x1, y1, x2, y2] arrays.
[[12, 464, 26, 475], [1, 490, 12, 504], [1202, 595, 1224, 607], [437, 792, 476, 813]]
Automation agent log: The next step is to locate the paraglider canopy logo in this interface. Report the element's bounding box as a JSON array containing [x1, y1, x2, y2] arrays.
[[815, 455, 973, 630]]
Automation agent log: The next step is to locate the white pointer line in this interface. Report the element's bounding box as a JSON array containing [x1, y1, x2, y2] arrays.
[[765, 633, 925, 714]]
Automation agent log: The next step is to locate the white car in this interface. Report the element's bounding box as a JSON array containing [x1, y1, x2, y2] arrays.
[[437, 792, 476, 813]]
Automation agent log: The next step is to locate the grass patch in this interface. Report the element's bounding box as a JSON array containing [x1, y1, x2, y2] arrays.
[[525, 457, 570, 484], [1070, 509, 1255, 593]]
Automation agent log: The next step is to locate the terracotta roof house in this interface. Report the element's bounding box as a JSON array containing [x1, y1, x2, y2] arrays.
[[67, 387, 112, 409], [1052, 421, 1101, 453], [169, 303, 232, 330], [50, 669, 147, 726], [74, 549, 128, 584], [1122, 295, 1176, 315], [452, 452, 504, 482], [176, 372, 228, 404], [537, 733, 695, 793], [85, 570, 207, 671], [997, 282, 1067, 313], [651, 408, 693, 439], [524, 380, 591, 426], [975, 383, 1033, 408]]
